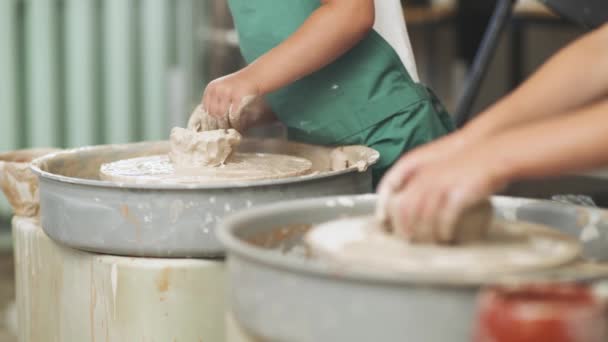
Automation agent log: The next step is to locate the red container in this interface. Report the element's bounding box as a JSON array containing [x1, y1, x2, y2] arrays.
[[474, 284, 608, 342]]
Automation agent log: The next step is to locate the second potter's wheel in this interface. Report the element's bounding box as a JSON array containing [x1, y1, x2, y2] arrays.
[[306, 216, 581, 279], [100, 153, 313, 185], [218, 195, 608, 342]]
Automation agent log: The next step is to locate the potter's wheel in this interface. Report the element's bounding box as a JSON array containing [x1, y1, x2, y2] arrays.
[[99, 127, 313, 185], [99, 153, 312, 184], [306, 216, 580, 278], [30, 139, 379, 257], [218, 195, 608, 342]]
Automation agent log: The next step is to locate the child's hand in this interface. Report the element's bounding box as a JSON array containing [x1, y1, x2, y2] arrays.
[[190, 93, 276, 133], [187, 105, 230, 132], [202, 70, 260, 122]]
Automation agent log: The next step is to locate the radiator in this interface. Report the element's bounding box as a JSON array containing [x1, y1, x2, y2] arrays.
[[0, 0, 203, 216]]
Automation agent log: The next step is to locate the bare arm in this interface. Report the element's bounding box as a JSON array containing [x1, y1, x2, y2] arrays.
[[379, 24, 608, 195], [463, 23, 608, 141], [382, 98, 608, 243], [203, 0, 375, 118], [490, 98, 608, 182], [380, 24, 608, 244], [243, 0, 375, 94]]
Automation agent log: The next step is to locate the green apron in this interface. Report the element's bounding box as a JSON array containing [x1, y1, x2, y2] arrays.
[[228, 0, 453, 185]]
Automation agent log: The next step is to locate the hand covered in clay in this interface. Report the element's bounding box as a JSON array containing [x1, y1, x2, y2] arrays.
[[195, 70, 263, 132], [187, 96, 274, 133], [377, 132, 469, 208], [379, 145, 504, 244], [187, 104, 229, 132]]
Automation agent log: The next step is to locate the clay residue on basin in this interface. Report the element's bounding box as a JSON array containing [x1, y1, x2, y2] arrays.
[[0, 148, 60, 216], [34, 141, 169, 180], [156, 267, 171, 293], [245, 224, 314, 258], [99, 153, 313, 185], [119, 204, 142, 243]]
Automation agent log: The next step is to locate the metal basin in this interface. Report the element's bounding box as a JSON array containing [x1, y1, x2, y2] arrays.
[[218, 195, 608, 342], [30, 139, 378, 258]]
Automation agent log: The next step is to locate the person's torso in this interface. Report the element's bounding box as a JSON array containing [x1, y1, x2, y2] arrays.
[[228, 0, 428, 145]]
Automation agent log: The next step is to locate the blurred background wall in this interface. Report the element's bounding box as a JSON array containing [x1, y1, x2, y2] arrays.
[[0, 0, 587, 219], [0, 0, 245, 218]]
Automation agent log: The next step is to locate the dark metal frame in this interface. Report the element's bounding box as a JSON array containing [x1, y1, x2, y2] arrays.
[[454, 0, 607, 128], [542, 0, 608, 29], [454, 0, 517, 127]]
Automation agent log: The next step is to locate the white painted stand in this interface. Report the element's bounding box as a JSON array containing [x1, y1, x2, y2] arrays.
[[13, 216, 225, 342], [225, 311, 258, 342]]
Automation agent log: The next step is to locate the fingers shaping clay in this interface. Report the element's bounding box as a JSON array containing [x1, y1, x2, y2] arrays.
[[187, 105, 231, 132], [101, 100, 324, 185], [377, 190, 493, 244], [187, 96, 260, 133], [448, 200, 493, 244]]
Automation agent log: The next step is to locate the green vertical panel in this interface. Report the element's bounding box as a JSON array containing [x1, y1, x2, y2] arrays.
[[176, 0, 195, 113], [141, 0, 169, 140], [0, 0, 20, 152], [103, 0, 135, 143], [64, 0, 97, 147], [0, 0, 19, 217], [166, 0, 182, 128], [26, 0, 61, 148], [191, 0, 206, 105], [94, 1, 104, 145]]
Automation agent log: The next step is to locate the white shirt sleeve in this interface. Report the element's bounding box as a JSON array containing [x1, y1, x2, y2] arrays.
[[373, 0, 420, 82]]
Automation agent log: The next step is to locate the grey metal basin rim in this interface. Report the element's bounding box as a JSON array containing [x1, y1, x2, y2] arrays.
[[29, 141, 361, 190], [217, 194, 558, 288], [29, 139, 378, 258]]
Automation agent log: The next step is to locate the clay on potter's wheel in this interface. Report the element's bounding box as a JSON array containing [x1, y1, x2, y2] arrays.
[[99, 128, 313, 184], [378, 195, 493, 244], [392, 200, 494, 244], [306, 216, 580, 279], [169, 127, 241, 168]]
